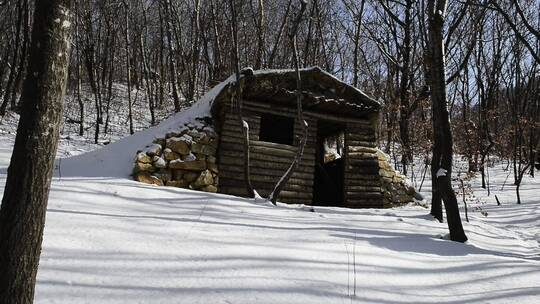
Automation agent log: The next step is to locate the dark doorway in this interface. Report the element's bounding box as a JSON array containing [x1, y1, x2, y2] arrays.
[[313, 120, 345, 206]]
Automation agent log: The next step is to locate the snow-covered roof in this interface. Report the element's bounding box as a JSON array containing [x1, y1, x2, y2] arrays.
[[210, 66, 381, 118]]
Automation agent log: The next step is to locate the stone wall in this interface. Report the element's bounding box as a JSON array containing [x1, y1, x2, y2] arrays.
[[133, 121, 219, 193], [376, 149, 415, 206]]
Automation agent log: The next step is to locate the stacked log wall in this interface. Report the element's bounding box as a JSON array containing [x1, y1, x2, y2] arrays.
[[218, 102, 317, 204], [344, 120, 385, 208]]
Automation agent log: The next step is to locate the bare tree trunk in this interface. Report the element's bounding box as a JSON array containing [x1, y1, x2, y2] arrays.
[[74, 4, 84, 136], [426, 0, 467, 242], [11, 0, 30, 111], [164, 0, 182, 112], [123, 0, 134, 135], [352, 0, 366, 87], [253, 0, 266, 69], [0, 0, 23, 115], [398, 0, 413, 176], [268, 0, 293, 68], [0, 0, 72, 301]]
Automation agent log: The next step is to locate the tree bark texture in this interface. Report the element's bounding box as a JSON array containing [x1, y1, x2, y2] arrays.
[[426, 0, 467, 242], [0, 0, 72, 302]]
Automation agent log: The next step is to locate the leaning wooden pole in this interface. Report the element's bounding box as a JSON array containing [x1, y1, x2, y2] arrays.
[[268, 0, 309, 205]]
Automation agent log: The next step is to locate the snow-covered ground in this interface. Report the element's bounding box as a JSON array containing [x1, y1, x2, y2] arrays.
[[0, 89, 539, 303]]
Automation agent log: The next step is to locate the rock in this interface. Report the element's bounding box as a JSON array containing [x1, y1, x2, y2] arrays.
[[134, 162, 156, 173], [136, 152, 152, 164], [202, 185, 218, 193], [165, 129, 184, 138], [169, 159, 207, 171], [198, 134, 210, 144], [379, 169, 393, 178], [166, 180, 189, 188], [154, 169, 172, 182], [413, 190, 424, 201], [182, 153, 197, 162], [193, 170, 214, 188], [153, 156, 167, 169], [399, 194, 413, 203], [166, 135, 192, 155], [191, 142, 203, 154], [163, 148, 180, 161], [187, 129, 204, 141], [134, 172, 163, 186], [192, 142, 215, 156], [183, 172, 199, 183], [146, 144, 162, 157]]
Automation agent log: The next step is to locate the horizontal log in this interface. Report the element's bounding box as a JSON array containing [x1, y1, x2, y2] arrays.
[[219, 140, 318, 157], [347, 146, 378, 153], [347, 140, 377, 147], [347, 134, 376, 141], [345, 177, 381, 184], [220, 143, 316, 162], [346, 166, 379, 174], [219, 156, 315, 174], [346, 191, 383, 199], [221, 129, 259, 141], [220, 172, 313, 187], [221, 164, 314, 180], [345, 179, 381, 187], [220, 150, 315, 166], [347, 152, 378, 159], [346, 185, 381, 192], [348, 159, 380, 167], [220, 125, 259, 134], [250, 140, 312, 153], [222, 114, 260, 123], [219, 135, 316, 152]]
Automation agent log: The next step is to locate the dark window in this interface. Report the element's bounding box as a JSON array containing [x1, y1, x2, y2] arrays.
[[259, 113, 294, 145]]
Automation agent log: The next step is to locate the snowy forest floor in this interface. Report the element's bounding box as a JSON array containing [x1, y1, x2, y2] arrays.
[[0, 105, 539, 303]]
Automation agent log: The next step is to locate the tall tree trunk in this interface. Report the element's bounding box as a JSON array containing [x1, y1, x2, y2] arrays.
[[12, 0, 30, 111], [123, 0, 134, 135], [426, 0, 467, 242], [398, 0, 413, 176], [0, 0, 23, 115], [164, 0, 182, 112], [352, 0, 366, 87], [0, 0, 72, 301], [75, 4, 84, 136]]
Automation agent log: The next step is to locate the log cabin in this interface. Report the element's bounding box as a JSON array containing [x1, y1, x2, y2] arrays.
[[210, 66, 393, 208]]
